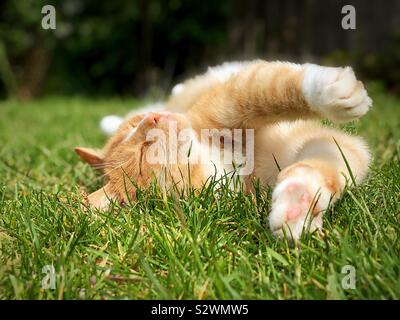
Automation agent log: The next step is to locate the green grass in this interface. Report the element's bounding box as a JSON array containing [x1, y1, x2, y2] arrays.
[[0, 87, 399, 300]]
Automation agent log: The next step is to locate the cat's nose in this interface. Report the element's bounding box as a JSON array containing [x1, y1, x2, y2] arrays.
[[146, 112, 173, 125], [146, 113, 161, 125]]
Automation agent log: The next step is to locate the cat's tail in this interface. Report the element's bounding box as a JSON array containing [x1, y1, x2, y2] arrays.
[[100, 102, 165, 136]]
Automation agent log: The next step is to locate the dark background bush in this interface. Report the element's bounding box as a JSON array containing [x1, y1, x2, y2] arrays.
[[0, 0, 399, 100]]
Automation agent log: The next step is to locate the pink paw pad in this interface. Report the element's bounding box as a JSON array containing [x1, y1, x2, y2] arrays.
[[283, 183, 314, 221], [287, 207, 301, 220]]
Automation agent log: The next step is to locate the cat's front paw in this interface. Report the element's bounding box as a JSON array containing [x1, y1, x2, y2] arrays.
[[302, 64, 372, 123], [269, 164, 331, 240]]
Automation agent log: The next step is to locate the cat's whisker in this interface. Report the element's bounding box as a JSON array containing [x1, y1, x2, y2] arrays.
[[92, 158, 132, 170], [95, 157, 134, 181]]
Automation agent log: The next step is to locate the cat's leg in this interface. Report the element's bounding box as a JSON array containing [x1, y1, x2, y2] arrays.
[[166, 61, 251, 113], [268, 127, 371, 240], [187, 61, 372, 129]]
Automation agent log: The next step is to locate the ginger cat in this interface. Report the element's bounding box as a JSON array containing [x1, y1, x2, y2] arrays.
[[76, 60, 372, 240]]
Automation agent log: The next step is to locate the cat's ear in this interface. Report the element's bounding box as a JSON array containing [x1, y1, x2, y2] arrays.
[[75, 147, 103, 168], [87, 183, 116, 210]]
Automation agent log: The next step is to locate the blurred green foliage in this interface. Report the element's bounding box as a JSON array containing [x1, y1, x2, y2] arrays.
[[361, 32, 400, 94], [0, 0, 231, 98], [0, 0, 399, 99], [323, 32, 400, 95]]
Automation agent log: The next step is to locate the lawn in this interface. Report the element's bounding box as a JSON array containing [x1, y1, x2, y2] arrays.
[[0, 86, 399, 300]]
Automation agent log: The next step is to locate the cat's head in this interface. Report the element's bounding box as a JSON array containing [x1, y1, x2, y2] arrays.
[[75, 112, 207, 209]]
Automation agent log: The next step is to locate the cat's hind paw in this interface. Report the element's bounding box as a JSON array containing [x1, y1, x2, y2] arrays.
[[302, 64, 372, 123], [269, 165, 331, 240]]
